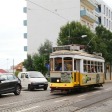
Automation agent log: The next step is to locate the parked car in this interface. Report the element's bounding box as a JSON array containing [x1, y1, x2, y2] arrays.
[[0, 73, 22, 96], [18, 71, 48, 91]]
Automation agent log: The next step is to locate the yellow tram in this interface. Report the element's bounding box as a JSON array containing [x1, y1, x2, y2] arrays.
[[49, 45, 105, 92]]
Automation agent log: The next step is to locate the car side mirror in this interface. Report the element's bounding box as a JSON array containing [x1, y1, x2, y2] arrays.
[[25, 75, 29, 78]]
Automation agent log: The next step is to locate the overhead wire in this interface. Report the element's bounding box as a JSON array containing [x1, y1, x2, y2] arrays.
[[26, 0, 69, 21]]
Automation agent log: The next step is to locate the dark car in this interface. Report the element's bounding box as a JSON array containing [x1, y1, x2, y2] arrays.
[[0, 73, 22, 96]]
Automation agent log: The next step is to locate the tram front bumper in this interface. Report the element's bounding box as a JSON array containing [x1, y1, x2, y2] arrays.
[[50, 83, 74, 90]]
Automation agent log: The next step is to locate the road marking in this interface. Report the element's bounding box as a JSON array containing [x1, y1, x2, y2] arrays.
[[16, 106, 40, 112], [55, 99, 67, 103], [77, 94, 88, 97]]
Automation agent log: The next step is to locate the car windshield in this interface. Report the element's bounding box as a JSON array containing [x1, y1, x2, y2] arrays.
[[29, 72, 44, 78]]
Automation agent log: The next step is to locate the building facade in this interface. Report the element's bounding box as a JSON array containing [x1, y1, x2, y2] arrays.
[[23, 0, 112, 80], [23, 0, 112, 54]]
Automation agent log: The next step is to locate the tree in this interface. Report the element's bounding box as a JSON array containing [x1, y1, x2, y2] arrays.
[[23, 55, 34, 71], [95, 25, 112, 62], [57, 21, 97, 53], [38, 39, 53, 64], [32, 53, 47, 75]]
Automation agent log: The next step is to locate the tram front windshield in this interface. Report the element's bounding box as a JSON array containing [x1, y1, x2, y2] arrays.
[[50, 57, 73, 71]]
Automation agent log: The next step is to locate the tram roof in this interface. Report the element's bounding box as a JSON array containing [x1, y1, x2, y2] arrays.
[[50, 50, 104, 60]]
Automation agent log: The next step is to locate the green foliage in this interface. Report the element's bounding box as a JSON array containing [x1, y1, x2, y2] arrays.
[[57, 21, 112, 63], [23, 54, 48, 76], [57, 21, 94, 46], [23, 55, 35, 71], [32, 53, 47, 75], [95, 25, 112, 62], [14, 71, 20, 77], [57, 21, 97, 54], [38, 39, 53, 64], [23, 23, 112, 75]]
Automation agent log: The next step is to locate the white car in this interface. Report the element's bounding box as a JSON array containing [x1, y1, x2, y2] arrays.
[[18, 71, 48, 91]]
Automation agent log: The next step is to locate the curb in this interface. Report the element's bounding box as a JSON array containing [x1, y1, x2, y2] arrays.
[[105, 80, 112, 83]]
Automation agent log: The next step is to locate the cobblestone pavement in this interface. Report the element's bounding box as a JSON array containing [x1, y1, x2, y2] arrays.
[[0, 82, 112, 112], [76, 98, 112, 112]]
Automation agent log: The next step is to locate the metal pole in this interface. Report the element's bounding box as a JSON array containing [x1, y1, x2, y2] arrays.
[[13, 59, 14, 74]]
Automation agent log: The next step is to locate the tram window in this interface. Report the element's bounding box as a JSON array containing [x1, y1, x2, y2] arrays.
[[50, 58, 53, 71], [83, 60, 88, 72], [91, 66, 96, 72], [88, 65, 91, 73], [74, 60, 76, 70], [91, 61, 96, 73], [64, 57, 72, 71], [98, 62, 103, 72], [54, 58, 62, 71], [76, 60, 80, 71], [95, 62, 97, 72], [83, 60, 103, 73]]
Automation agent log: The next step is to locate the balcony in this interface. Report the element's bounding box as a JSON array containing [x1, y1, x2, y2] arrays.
[[81, 0, 96, 9], [80, 10, 96, 23]]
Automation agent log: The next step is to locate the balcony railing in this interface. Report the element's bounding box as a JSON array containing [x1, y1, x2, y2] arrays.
[[81, 0, 97, 9], [80, 10, 96, 23]]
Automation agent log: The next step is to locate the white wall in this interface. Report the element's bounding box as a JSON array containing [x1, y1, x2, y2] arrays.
[[27, 0, 80, 54]]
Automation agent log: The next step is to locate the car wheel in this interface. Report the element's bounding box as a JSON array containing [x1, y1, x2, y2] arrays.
[[43, 86, 47, 90], [14, 85, 21, 95], [28, 84, 34, 91]]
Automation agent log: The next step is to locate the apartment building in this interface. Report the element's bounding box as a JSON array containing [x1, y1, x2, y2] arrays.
[[23, 0, 112, 54], [96, 0, 112, 31]]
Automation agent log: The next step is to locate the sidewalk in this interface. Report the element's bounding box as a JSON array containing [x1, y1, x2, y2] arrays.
[[105, 79, 112, 83]]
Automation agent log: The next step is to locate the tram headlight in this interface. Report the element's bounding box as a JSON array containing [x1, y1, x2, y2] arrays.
[[57, 79, 59, 82]]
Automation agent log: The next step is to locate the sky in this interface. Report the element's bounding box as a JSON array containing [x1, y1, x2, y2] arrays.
[[0, 0, 112, 70], [0, 0, 27, 70]]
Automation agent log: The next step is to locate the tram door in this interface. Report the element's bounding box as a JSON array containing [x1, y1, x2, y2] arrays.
[[74, 59, 80, 84]]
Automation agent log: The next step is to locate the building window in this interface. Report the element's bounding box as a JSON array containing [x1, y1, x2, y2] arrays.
[[104, 17, 106, 26], [23, 7, 27, 13], [109, 10, 110, 18], [111, 22, 112, 30], [23, 20, 27, 26], [104, 5, 105, 14], [111, 12, 112, 20], [106, 7, 108, 16], [24, 46, 27, 51], [107, 19, 108, 27], [24, 33, 27, 39], [109, 21, 110, 29]]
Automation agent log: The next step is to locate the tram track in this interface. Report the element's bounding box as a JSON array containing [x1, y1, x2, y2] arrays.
[[0, 87, 112, 112], [74, 90, 112, 112], [0, 91, 68, 111]]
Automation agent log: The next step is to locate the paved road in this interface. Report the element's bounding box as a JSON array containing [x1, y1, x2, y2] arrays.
[[0, 82, 112, 112]]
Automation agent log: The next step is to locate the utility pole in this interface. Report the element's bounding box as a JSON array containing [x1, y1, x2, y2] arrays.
[[13, 59, 14, 74]]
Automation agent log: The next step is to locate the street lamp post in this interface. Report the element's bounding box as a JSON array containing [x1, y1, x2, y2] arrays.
[[81, 35, 95, 46]]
